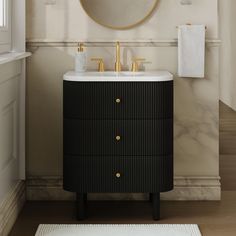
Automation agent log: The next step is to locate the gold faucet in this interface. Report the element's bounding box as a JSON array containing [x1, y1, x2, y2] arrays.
[[131, 58, 146, 72], [115, 41, 121, 72], [91, 58, 105, 72]]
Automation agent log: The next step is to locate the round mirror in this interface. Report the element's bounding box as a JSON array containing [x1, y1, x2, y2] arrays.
[[80, 0, 159, 30]]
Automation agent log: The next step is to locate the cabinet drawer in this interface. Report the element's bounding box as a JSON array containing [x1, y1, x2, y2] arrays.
[[63, 81, 173, 119], [63, 155, 173, 193], [64, 119, 173, 156]]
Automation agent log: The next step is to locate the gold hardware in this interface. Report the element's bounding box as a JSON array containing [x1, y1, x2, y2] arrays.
[[176, 24, 207, 30], [116, 135, 121, 141], [115, 172, 121, 178], [116, 98, 121, 104], [131, 58, 146, 72], [78, 43, 84, 52], [115, 42, 122, 72], [91, 58, 105, 72]]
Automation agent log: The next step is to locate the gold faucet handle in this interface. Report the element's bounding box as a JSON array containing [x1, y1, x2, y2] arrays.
[[131, 58, 146, 72], [91, 58, 105, 72], [132, 58, 146, 62]]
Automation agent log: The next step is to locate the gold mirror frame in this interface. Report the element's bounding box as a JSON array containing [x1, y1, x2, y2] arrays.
[[80, 0, 159, 30]]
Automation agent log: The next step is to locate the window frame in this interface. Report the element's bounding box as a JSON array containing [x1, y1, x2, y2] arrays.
[[0, 0, 12, 53]]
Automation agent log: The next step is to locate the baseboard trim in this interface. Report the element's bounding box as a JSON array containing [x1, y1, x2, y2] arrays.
[[0, 181, 26, 236], [26, 176, 221, 201]]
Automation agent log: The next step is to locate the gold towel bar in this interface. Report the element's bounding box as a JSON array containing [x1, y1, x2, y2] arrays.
[[176, 23, 207, 30]]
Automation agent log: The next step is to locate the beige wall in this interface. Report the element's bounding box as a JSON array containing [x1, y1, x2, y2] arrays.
[[219, 0, 236, 111], [26, 0, 219, 40], [26, 0, 220, 200]]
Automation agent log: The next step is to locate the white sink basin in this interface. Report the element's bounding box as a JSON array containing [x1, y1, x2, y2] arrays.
[[63, 71, 173, 82]]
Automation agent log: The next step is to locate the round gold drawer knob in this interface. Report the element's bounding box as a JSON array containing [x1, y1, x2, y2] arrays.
[[116, 135, 121, 141], [115, 172, 121, 178], [116, 98, 121, 104]]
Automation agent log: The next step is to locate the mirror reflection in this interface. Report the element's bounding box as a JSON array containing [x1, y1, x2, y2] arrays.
[[80, 0, 158, 30]]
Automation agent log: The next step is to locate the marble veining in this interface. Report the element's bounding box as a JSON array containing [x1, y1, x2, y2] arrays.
[[26, 39, 221, 49], [26, 41, 220, 200]]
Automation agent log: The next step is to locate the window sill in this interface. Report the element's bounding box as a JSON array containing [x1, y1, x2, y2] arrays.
[[0, 52, 31, 65]]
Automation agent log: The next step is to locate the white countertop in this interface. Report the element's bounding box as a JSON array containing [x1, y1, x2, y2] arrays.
[[64, 71, 173, 82]]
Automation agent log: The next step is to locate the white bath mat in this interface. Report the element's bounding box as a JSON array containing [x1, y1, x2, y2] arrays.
[[35, 224, 202, 236]]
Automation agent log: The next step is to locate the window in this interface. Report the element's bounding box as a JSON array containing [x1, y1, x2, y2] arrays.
[[0, 0, 4, 27], [0, 0, 6, 27], [0, 0, 11, 53]]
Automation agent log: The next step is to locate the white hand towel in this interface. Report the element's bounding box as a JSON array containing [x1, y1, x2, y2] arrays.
[[178, 25, 205, 78]]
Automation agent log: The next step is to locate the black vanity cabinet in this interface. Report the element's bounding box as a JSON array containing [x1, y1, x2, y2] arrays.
[[63, 81, 173, 220]]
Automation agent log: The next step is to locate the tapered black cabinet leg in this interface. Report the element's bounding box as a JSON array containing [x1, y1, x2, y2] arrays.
[[76, 193, 86, 220], [149, 193, 153, 202], [152, 192, 160, 220]]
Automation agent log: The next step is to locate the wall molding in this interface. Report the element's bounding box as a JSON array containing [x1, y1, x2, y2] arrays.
[[26, 176, 221, 201], [0, 181, 26, 236], [26, 39, 221, 48]]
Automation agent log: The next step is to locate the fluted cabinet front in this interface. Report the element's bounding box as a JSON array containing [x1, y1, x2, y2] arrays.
[[63, 81, 173, 220]]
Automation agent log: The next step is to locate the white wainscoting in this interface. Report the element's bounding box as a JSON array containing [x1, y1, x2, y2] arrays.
[[0, 60, 26, 236], [0, 180, 25, 236], [0, 61, 21, 204]]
